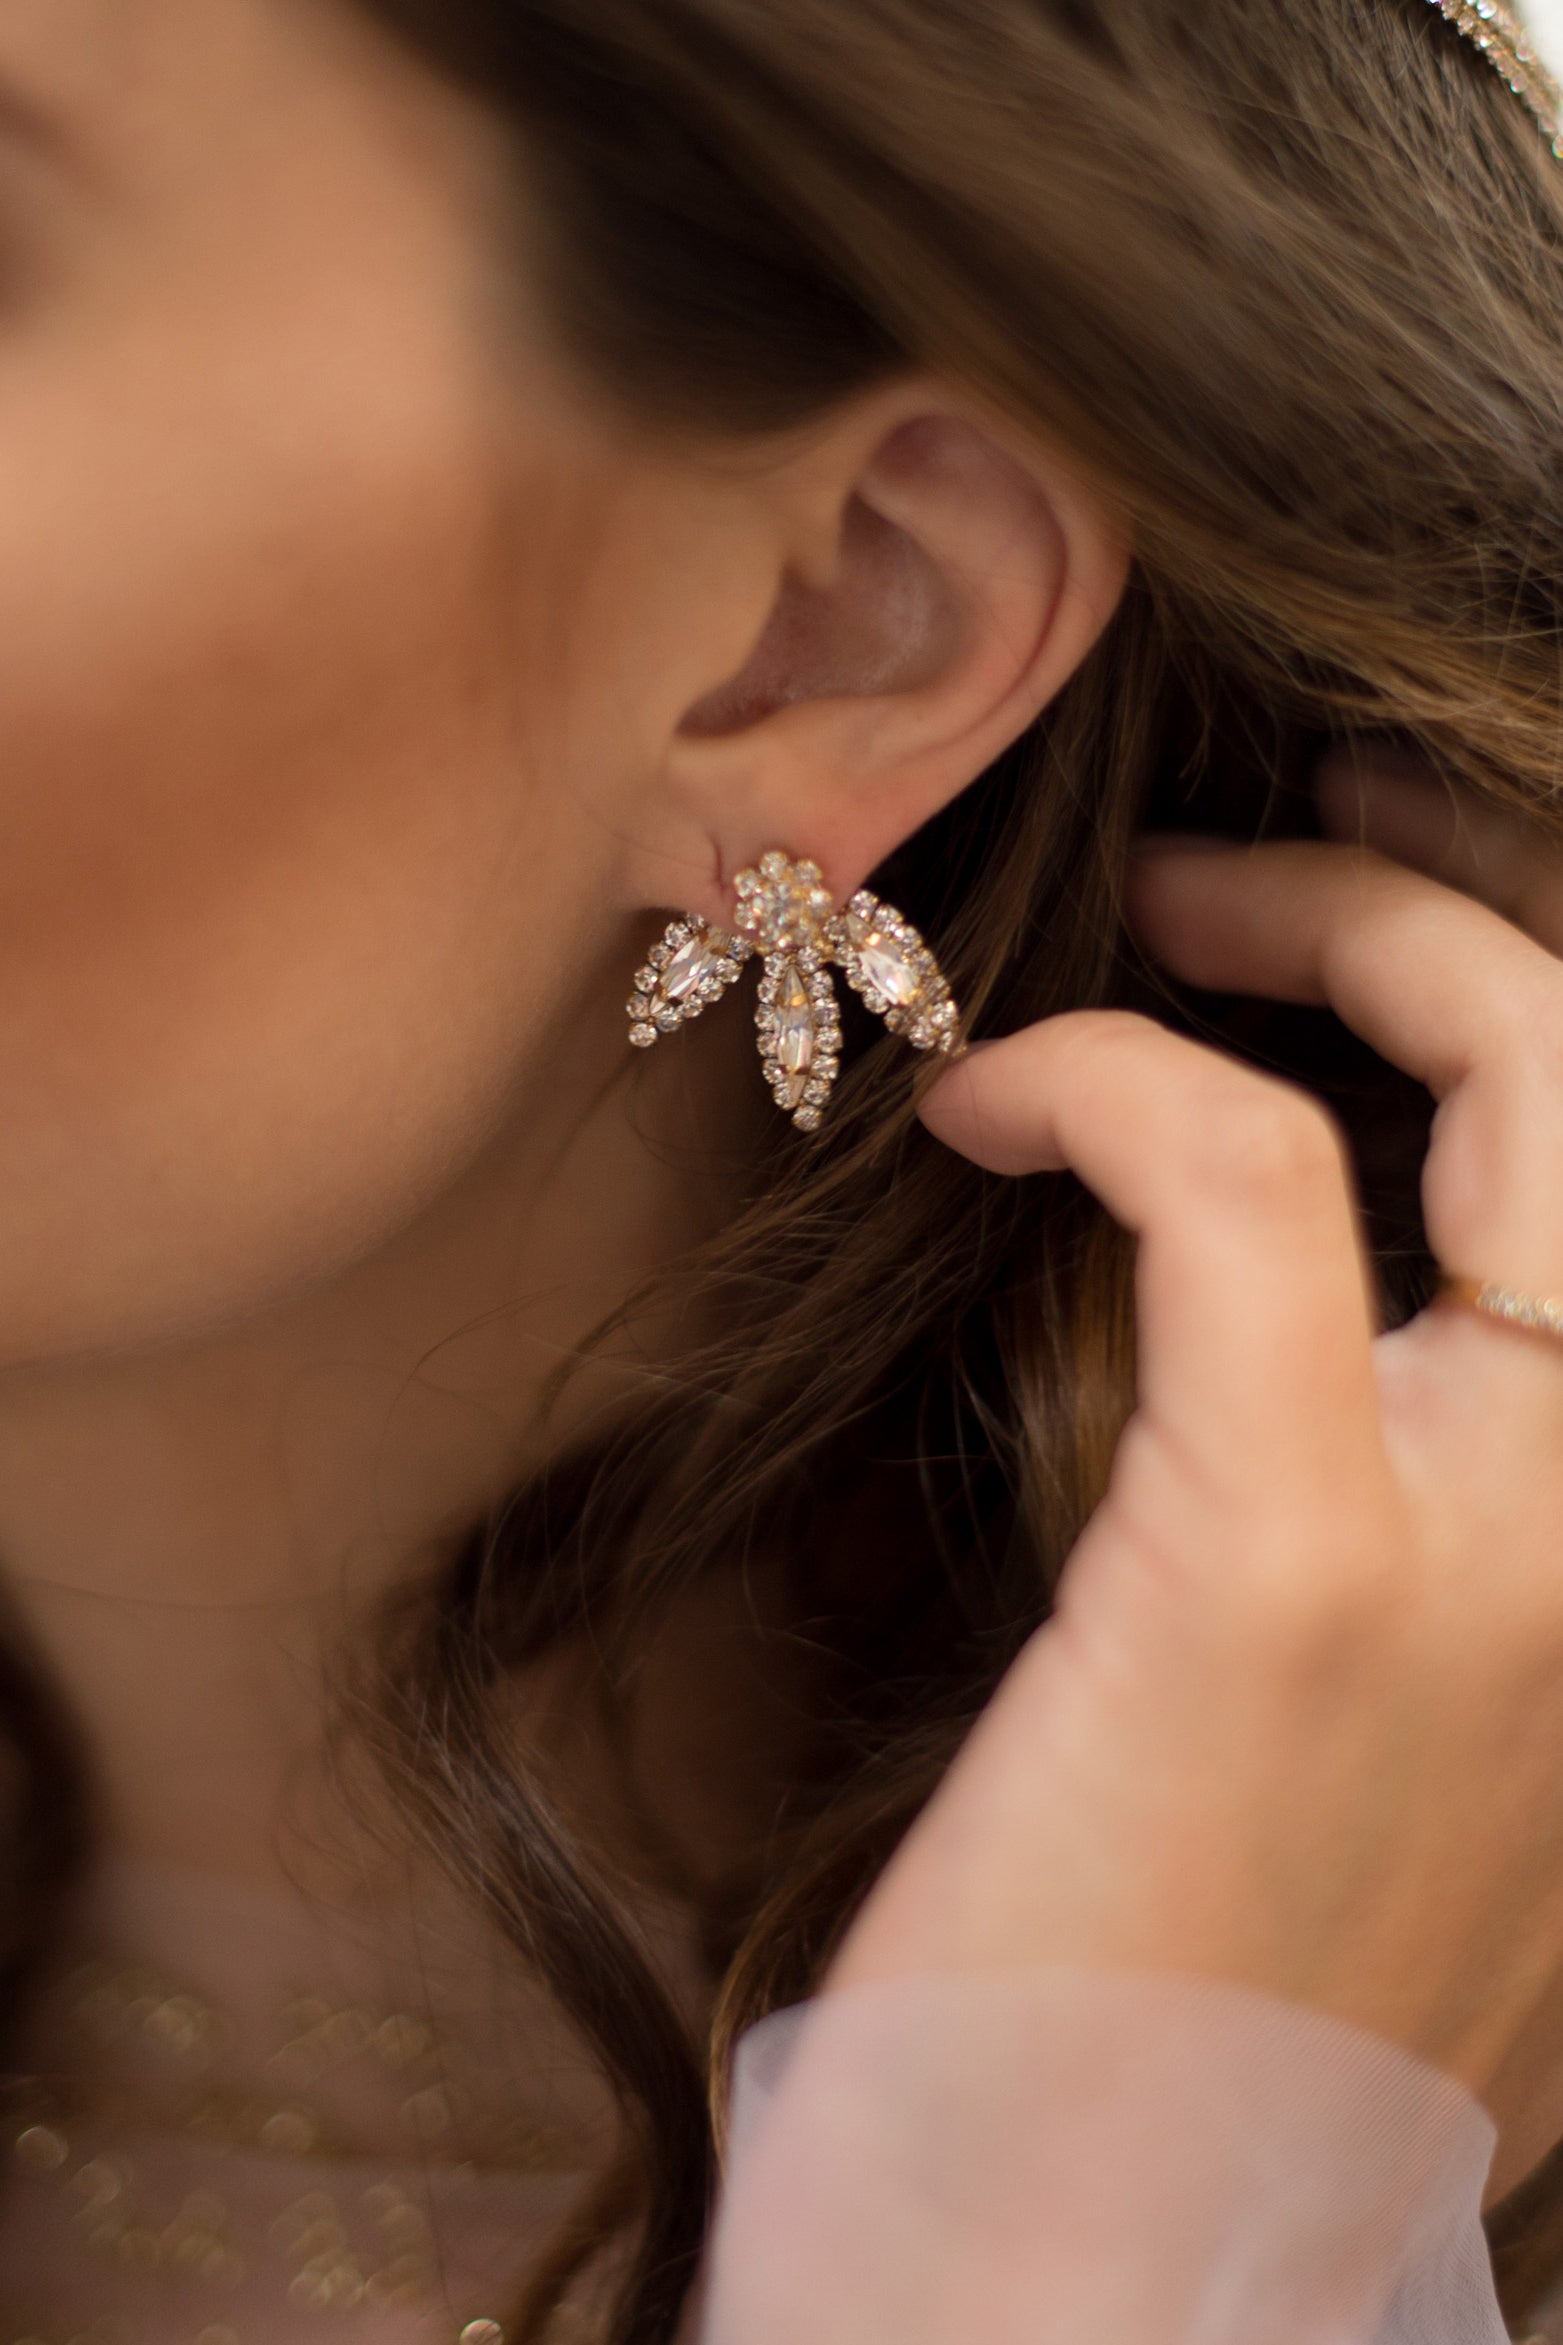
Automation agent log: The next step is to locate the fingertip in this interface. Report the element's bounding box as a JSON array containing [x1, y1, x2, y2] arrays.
[[916, 1031, 1075, 1177]]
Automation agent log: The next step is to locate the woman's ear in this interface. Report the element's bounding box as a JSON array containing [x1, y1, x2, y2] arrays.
[[646, 379, 1130, 921]]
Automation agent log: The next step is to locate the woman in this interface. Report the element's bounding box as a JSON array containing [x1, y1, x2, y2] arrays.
[[0, 0, 1562, 2337]]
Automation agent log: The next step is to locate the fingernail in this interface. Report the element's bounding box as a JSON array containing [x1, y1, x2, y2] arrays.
[[1130, 830, 1241, 856]]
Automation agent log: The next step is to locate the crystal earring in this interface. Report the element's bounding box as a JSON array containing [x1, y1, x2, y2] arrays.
[[628, 850, 962, 1133]]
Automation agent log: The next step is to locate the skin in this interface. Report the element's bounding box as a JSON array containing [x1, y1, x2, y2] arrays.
[[2, 0, 1563, 2310], [849, 793, 1563, 2208], [0, 0, 1120, 1983]]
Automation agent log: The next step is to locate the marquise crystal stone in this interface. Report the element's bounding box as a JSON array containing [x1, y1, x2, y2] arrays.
[[626, 917, 752, 1049], [775, 982, 815, 1085], [828, 890, 961, 1054], [662, 932, 718, 1000], [755, 952, 842, 1132], [843, 911, 922, 1008]]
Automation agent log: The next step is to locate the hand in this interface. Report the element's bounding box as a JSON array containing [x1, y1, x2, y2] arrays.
[[827, 759, 1563, 2201]]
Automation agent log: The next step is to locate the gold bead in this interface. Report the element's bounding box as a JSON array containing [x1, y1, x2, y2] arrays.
[[167, 2230, 233, 2280], [142, 1992, 211, 2056], [365, 2252, 435, 2308], [282, 2217, 349, 2261], [259, 2106, 318, 2155], [274, 2188, 338, 2236], [290, 2254, 367, 2311], [13, 2123, 69, 2173], [373, 2200, 430, 2249], [71, 2157, 125, 2207], [374, 2012, 436, 2069], [317, 2007, 374, 2057]]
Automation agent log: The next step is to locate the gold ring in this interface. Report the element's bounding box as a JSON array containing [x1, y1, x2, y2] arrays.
[[1436, 1274, 1563, 1348]]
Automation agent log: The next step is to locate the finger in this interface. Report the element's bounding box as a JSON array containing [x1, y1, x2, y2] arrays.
[[920, 1011, 1382, 1488], [1127, 838, 1563, 1296], [1126, 838, 1557, 1099], [1314, 749, 1563, 958]]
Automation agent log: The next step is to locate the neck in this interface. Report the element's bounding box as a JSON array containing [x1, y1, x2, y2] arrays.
[[0, 974, 762, 1935]]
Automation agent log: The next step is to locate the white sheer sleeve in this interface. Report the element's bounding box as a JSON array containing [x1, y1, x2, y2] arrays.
[[697, 1968, 1513, 2345]]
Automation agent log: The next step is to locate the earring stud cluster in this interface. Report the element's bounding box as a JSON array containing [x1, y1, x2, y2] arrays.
[[627, 850, 961, 1131]]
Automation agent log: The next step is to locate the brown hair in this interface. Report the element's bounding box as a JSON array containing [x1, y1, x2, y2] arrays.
[[17, 0, 1563, 2338]]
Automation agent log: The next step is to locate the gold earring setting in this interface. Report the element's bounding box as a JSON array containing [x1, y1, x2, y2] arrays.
[[627, 920, 753, 1047], [628, 850, 961, 1132], [828, 888, 960, 1054]]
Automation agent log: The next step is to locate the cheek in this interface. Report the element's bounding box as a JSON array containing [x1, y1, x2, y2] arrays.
[[0, 352, 615, 1357]]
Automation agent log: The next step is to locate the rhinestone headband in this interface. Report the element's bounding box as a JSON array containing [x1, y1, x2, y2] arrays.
[[1425, 0, 1563, 155]]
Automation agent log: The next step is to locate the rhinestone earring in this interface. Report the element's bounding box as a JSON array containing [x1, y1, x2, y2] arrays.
[[627, 849, 961, 1132]]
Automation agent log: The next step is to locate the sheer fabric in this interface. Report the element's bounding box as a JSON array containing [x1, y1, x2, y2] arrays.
[[0, 2136, 590, 2342], [0, 1859, 614, 2342], [701, 1968, 1523, 2345], [0, 1855, 1545, 2343]]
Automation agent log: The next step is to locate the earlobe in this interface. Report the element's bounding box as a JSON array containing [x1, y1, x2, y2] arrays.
[[658, 384, 1130, 922]]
